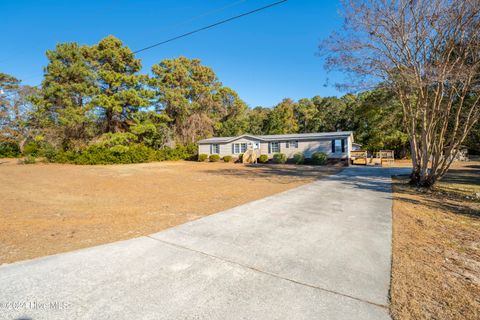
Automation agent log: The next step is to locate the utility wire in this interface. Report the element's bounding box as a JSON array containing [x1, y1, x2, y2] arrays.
[[0, 0, 247, 65], [1, 0, 288, 94], [133, 0, 288, 54]]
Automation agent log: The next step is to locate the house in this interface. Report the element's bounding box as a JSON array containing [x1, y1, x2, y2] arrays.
[[197, 131, 354, 160]]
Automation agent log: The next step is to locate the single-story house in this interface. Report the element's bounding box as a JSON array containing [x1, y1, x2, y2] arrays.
[[197, 131, 354, 160]]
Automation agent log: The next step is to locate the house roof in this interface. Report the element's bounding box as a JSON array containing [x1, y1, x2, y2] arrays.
[[197, 131, 354, 144]]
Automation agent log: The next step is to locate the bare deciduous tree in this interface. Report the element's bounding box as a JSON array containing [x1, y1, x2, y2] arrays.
[[321, 0, 480, 187]]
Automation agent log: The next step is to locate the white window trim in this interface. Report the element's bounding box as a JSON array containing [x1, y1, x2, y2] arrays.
[[211, 144, 220, 154], [233, 143, 247, 154], [271, 142, 280, 153], [286, 140, 298, 149]]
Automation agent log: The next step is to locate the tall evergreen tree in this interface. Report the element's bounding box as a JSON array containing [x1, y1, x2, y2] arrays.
[[32, 42, 98, 149], [151, 56, 246, 143], [88, 35, 152, 134]]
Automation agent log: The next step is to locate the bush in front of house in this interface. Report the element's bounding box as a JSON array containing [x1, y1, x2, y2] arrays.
[[198, 154, 208, 162], [311, 152, 328, 165], [293, 152, 305, 164], [223, 155, 233, 162], [258, 154, 269, 163], [273, 153, 287, 164], [237, 153, 244, 163], [209, 154, 220, 162]]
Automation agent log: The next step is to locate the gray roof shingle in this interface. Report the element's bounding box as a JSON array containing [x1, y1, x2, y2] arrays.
[[197, 131, 353, 144]]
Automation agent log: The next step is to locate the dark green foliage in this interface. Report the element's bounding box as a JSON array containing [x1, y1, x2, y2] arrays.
[[311, 152, 328, 165], [3, 36, 444, 167], [223, 155, 233, 162], [22, 141, 42, 156], [293, 152, 305, 164], [151, 57, 247, 144], [48, 144, 196, 165], [237, 153, 243, 163], [353, 90, 409, 158], [209, 154, 220, 162], [264, 99, 298, 134], [0, 142, 20, 157], [273, 153, 287, 164], [258, 154, 269, 163], [198, 154, 208, 162]]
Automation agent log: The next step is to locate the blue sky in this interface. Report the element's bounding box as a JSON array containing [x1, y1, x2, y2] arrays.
[[1, 0, 344, 107]]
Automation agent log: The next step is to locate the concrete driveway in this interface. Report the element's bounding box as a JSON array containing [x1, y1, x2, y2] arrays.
[[0, 167, 407, 320]]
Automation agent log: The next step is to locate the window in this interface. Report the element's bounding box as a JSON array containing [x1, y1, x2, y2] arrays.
[[332, 139, 345, 153], [286, 140, 298, 149], [211, 144, 220, 154], [240, 143, 247, 153], [271, 142, 280, 153], [233, 143, 247, 154]]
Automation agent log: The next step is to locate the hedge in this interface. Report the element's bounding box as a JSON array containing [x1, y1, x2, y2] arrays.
[[258, 154, 269, 163], [293, 152, 305, 164], [273, 153, 287, 164], [209, 154, 221, 162], [311, 152, 328, 165]]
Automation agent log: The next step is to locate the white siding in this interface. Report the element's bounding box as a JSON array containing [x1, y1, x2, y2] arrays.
[[198, 135, 352, 159]]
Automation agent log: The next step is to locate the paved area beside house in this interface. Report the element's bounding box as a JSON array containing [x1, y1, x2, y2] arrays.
[[0, 166, 408, 320]]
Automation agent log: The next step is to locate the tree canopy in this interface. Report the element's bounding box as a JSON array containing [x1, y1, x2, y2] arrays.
[[321, 0, 480, 186], [1, 34, 477, 169]]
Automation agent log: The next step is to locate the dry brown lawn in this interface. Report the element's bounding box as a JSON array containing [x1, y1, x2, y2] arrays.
[[391, 161, 480, 320], [0, 159, 341, 265]]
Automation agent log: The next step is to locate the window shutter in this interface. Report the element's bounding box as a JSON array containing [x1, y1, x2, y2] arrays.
[[268, 142, 271, 154], [331, 140, 335, 153], [210, 144, 212, 154], [341, 139, 345, 153]]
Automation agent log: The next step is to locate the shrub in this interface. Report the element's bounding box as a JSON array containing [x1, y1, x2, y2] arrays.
[[258, 154, 269, 163], [223, 155, 233, 162], [311, 152, 328, 165], [237, 153, 244, 163], [18, 156, 36, 164], [0, 142, 20, 158], [198, 154, 208, 162], [157, 144, 197, 161], [46, 142, 198, 165], [273, 153, 287, 164], [209, 154, 220, 162], [23, 141, 41, 156], [293, 152, 305, 164]]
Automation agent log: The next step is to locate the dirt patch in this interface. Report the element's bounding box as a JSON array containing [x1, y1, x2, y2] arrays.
[[390, 162, 480, 319], [0, 160, 341, 265]]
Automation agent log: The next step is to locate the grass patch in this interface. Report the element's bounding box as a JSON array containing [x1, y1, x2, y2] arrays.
[[391, 161, 480, 319]]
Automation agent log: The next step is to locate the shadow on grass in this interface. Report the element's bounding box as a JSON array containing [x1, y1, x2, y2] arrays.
[[204, 164, 411, 195], [394, 179, 480, 219], [441, 167, 480, 186], [201, 164, 342, 183]]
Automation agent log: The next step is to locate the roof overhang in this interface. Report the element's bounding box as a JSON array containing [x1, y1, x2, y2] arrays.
[[198, 132, 354, 144]]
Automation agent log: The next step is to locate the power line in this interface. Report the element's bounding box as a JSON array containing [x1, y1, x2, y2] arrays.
[[1, 0, 288, 92], [133, 0, 288, 54]]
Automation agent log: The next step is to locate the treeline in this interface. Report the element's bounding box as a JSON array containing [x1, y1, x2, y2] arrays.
[[0, 35, 477, 164]]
